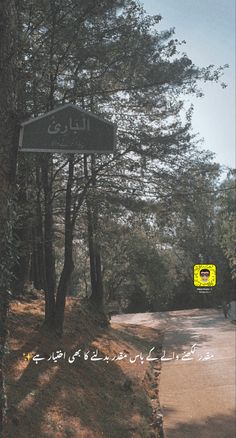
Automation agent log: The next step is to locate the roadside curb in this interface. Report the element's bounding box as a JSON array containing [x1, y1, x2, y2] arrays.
[[143, 344, 165, 438]]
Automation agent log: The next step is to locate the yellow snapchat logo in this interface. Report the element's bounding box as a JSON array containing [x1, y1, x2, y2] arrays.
[[193, 264, 216, 287]]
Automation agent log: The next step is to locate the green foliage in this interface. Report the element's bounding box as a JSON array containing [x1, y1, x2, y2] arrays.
[[96, 214, 174, 311], [217, 170, 236, 280], [11, 0, 229, 313]]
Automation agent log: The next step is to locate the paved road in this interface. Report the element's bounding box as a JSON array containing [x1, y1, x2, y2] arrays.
[[112, 308, 236, 438]]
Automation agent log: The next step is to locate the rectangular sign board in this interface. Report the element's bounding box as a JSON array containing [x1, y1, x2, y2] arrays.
[[19, 104, 116, 154]]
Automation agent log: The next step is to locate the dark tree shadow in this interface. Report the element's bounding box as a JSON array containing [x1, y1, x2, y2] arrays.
[[5, 302, 158, 438], [114, 309, 235, 357], [163, 411, 236, 438]]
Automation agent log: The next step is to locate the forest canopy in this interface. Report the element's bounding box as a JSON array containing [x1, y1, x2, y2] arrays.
[[0, 0, 235, 335]]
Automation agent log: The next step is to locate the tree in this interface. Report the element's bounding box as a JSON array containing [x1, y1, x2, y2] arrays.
[[217, 170, 236, 288], [0, 0, 18, 434], [12, 0, 227, 333]]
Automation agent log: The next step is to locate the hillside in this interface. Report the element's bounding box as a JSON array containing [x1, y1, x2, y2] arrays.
[[4, 295, 163, 438]]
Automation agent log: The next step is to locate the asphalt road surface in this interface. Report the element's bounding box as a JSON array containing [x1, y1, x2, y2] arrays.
[[112, 308, 236, 438]]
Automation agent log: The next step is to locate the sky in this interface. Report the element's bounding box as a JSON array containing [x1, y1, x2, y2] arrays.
[[141, 0, 235, 169]]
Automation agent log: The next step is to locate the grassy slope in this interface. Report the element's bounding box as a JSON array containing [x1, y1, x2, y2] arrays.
[[5, 295, 163, 438]]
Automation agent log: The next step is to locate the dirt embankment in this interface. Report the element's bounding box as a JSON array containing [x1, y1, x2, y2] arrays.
[[5, 296, 164, 438]]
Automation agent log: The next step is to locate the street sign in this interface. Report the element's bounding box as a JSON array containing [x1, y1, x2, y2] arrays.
[[19, 104, 116, 154]]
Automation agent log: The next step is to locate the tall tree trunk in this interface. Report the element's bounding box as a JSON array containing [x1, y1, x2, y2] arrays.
[[39, 0, 58, 327], [91, 155, 104, 307], [0, 0, 17, 434], [12, 183, 31, 295], [84, 156, 97, 300], [30, 163, 47, 291], [85, 155, 104, 308], [55, 157, 75, 335], [41, 155, 56, 327]]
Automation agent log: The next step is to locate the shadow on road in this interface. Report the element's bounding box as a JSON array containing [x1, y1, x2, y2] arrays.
[[113, 309, 235, 357], [164, 410, 236, 438]]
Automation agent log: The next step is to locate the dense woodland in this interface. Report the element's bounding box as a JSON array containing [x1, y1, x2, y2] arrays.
[[0, 0, 235, 433]]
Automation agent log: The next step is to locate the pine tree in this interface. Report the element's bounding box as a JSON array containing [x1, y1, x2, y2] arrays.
[[0, 0, 18, 434]]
